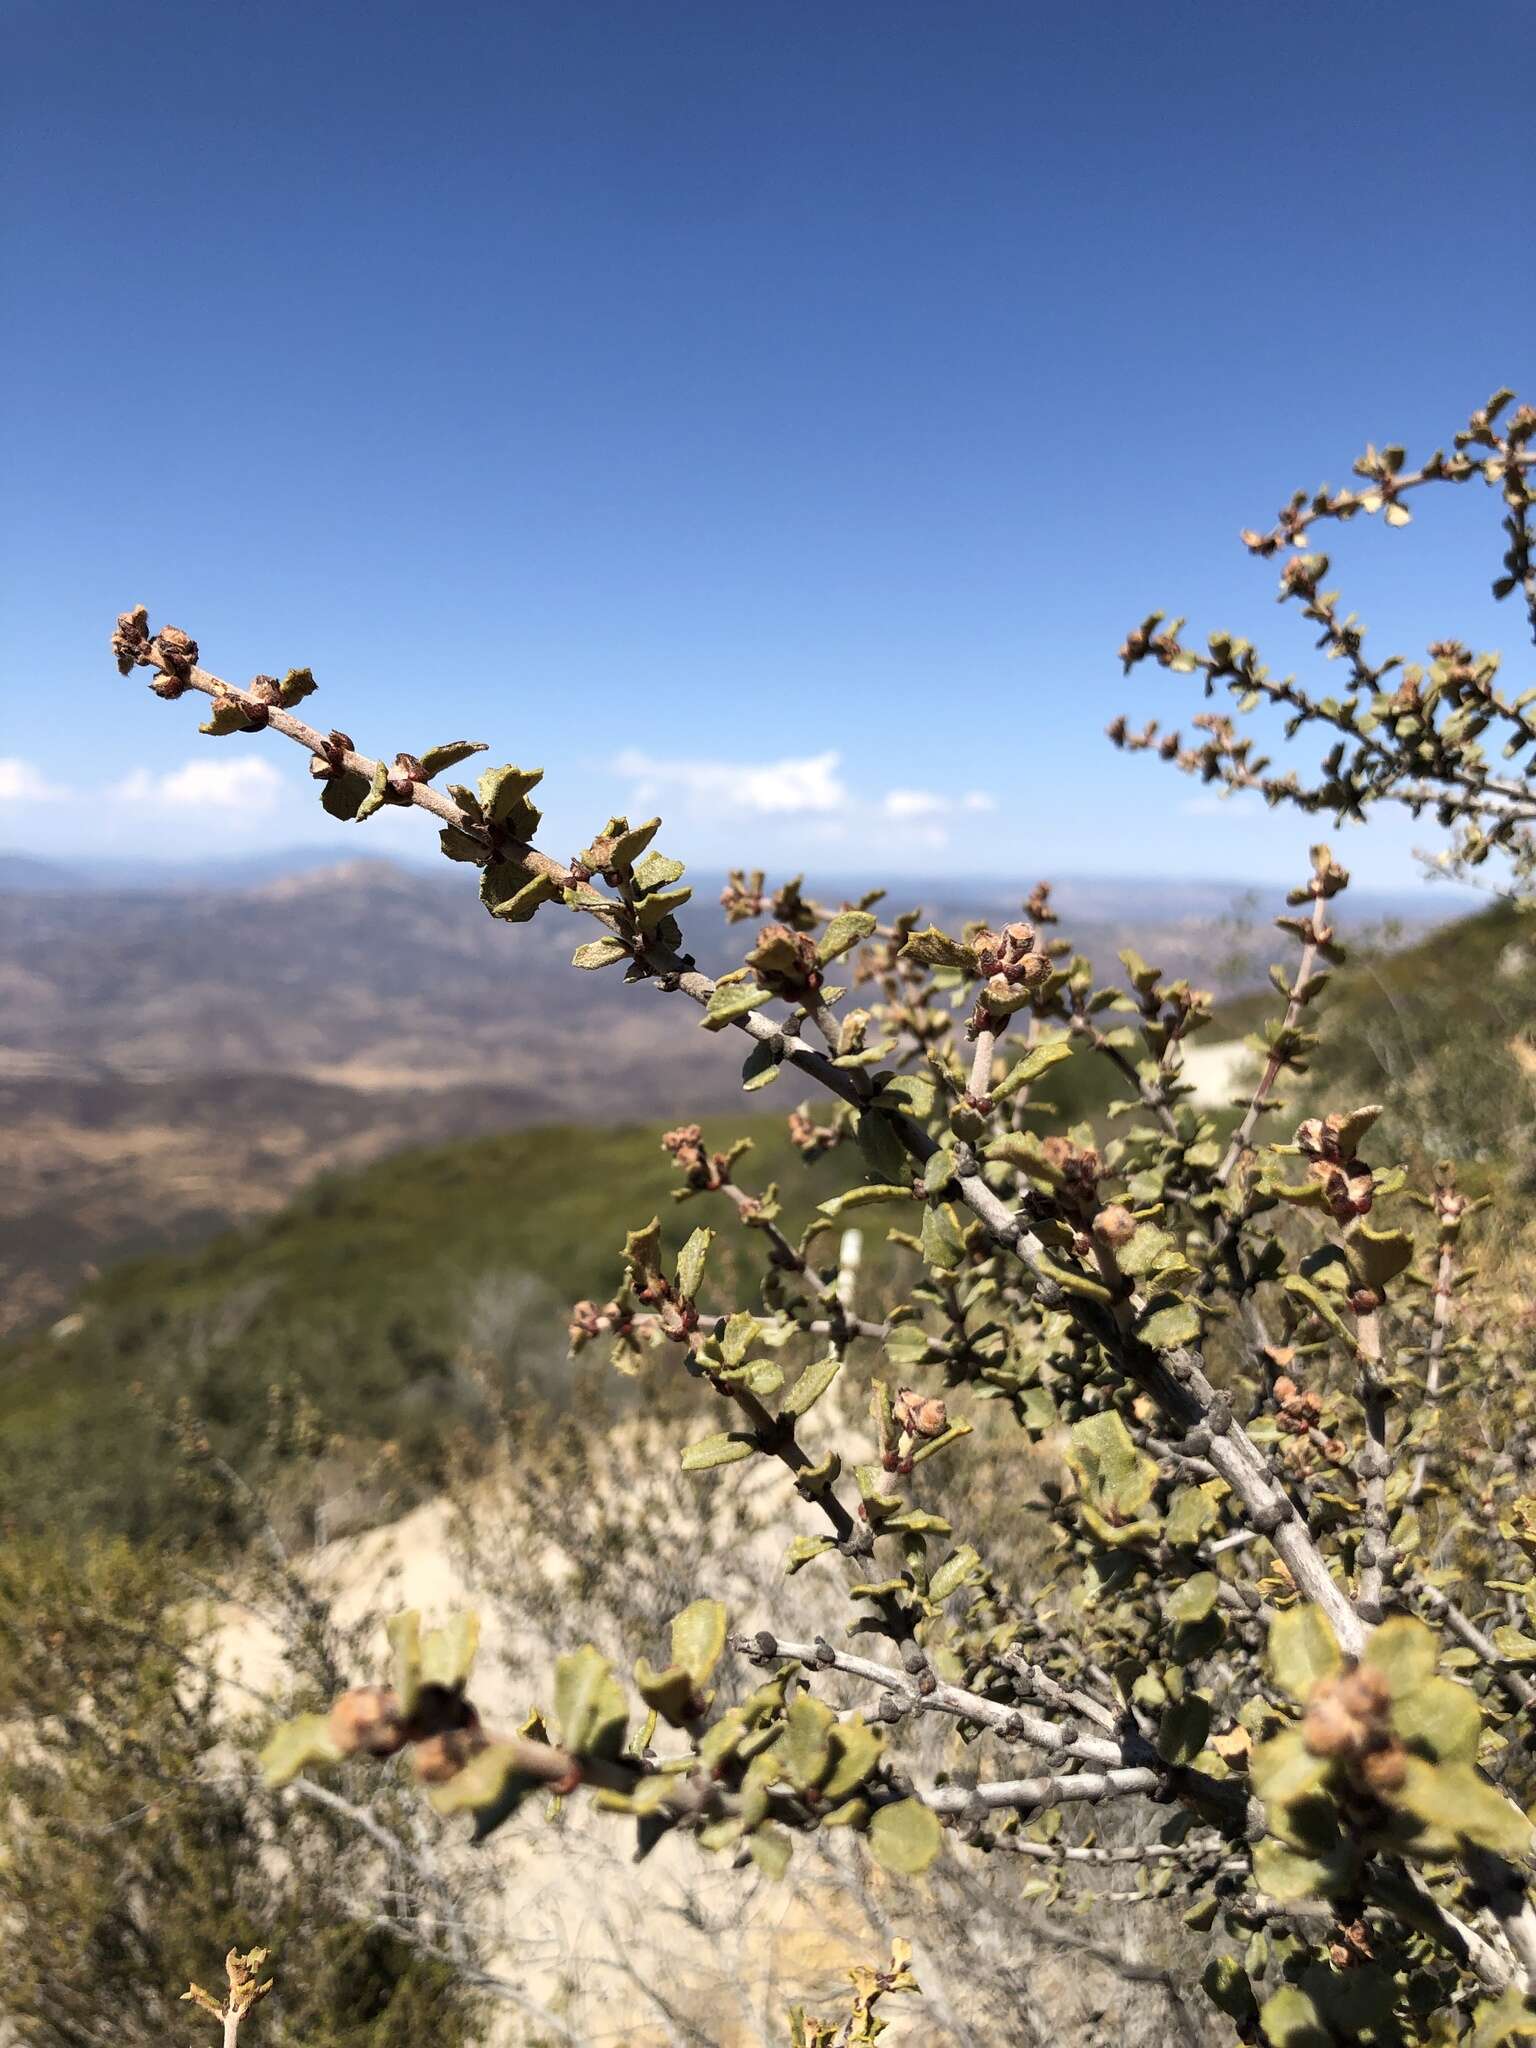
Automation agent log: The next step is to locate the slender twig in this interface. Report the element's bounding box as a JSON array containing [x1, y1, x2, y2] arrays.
[[1213, 883, 1327, 1190], [1408, 1237, 1458, 1506], [734, 1632, 1135, 1771]]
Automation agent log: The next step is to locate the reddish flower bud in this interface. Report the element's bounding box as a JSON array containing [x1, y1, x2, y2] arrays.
[[412, 1725, 488, 1785], [328, 1686, 406, 1758]]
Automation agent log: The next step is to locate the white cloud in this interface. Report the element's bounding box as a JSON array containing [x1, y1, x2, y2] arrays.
[[882, 786, 997, 820], [882, 788, 948, 820], [0, 758, 68, 805], [119, 758, 285, 813], [612, 748, 848, 815], [603, 751, 1002, 866]]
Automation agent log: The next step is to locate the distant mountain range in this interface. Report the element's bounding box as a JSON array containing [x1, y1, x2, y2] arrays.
[[0, 845, 1460, 917], [0, 851, 1459, 1333]]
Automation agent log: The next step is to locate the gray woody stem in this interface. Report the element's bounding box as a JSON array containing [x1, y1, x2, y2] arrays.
[[1213, 882, 1326, 1190]]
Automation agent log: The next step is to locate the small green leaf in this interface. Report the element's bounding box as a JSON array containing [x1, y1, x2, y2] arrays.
[[276, 666, 318, 706], [489, 871, 559, 921], [868, 1797, 943, 1875], [606, 817, 661, 870], [857, 1110, 908, 1185], [1117, 1223, 1177, 1278], [1249, 1727, 1332, 1816], [1137, 1296, 1201, 1350], [735, 1357, 784, 1398], [419, 1613, 480, 1691], [1067, 1411, 1156, 1518], [572, 937, 629, 970], [818, 1184, 914, 1217], [633, 850, 686, 891], [1157, 1693, 1211, 1765], [1362, 1615, 1438, 1695], [990, 1039, 1074, 1103], [899, 927, 976, 972], [1202, 1955, 1257, 2022], [1167, 1571, 1220, 1626], [1165, 1484, 1223, 1548], [321, 769, 371, 819], [676, 1226, 712, 1301], [823, 1718, 885, 1801], [785, 1534, 837, 1573], [387, 1610, 424, 1716], [929, 1544, 981, 1602], [819, 1795, 871, 1831], [1391, 1676, 1482, 1767], [428, 1742, 544, 1840], [632, 1659, 697, 1726], [1251, 1837, 1353, 1903], [1257, 1983, 1330, 2047], [1349, 1220, 1414, 1294], [481, 859, 561, 923], [875, 1073, 938, 1118], [1283, 1273, 1359, 1351], [703, 983, 775, 1031], [883, 1508, 952, 1535], [259, 1712, 345, 1788], [419, 741, 487, 778], [354, 760, 391, 821], [721, 1312, 760, 1367], [199, 691, 255, 736], [1325, 1104, 1382, 1152], [671, 1599, 728, 1685], [1394, 1758, 1532, 1857], [624, 1216, 663, 1287], [681, 1432, 755, 1471], [742, 1041, 783, 1090], [635, 883, 692, 931], [778, 1695, 836, 1790], [782, 1353, 841, 1418], [1267, 1605, 1342, 1702], [439, 824, 487, 862], [921, 1200, 964, 1271], [749, 1824, 793, 1880], [478, 764, 544, 826], [553, 1644, 628, 1760], [817, 910, 878, 964]]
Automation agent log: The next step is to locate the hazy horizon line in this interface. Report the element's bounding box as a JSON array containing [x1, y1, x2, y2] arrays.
[[0, 840, 1477, 907]]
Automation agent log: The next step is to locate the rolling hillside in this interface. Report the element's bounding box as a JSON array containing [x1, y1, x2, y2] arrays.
[[4, 893, 1528, 1549], [0, 853, 1453, 1330]]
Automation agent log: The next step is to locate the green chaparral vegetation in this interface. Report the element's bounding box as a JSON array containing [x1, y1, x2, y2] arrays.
[[0, 1536, 479, 2048], [0, 995, 1134, 1548], [0, 1115, 823, 1545], [4, 899, 1528, 1553], [1214, 895, 1536, 1177]]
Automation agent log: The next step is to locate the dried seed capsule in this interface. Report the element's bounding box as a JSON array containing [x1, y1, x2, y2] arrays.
[[1091, 1205, 1138, 1249]]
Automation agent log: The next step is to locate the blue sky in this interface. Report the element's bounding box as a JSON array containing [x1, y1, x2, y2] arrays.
[[2, 0, 1529, 889]]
